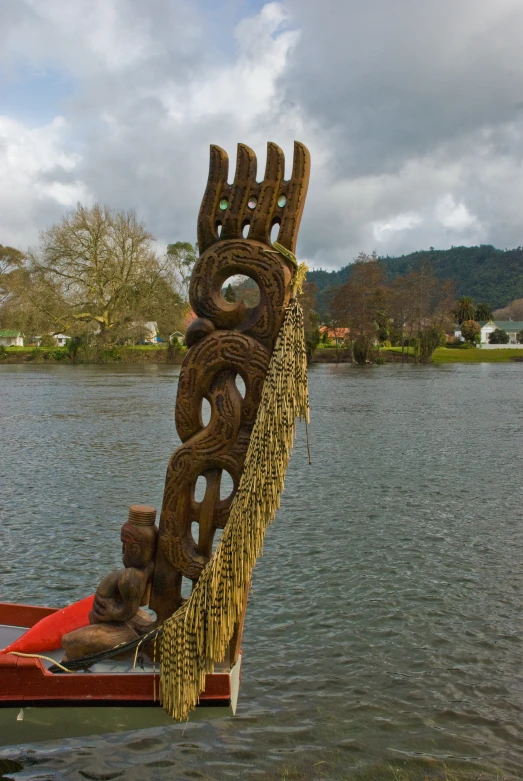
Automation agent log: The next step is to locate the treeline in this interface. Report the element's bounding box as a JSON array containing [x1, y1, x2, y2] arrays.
[[307, 252, 458, 364], [308, 244, 523, 316], [0, 204, 197, 345]]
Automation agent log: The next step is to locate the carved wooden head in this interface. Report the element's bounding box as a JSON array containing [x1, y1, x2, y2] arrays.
[[121, 504, 158, 569]]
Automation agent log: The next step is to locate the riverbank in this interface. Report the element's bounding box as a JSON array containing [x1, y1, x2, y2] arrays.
[[312, 346, 523, 364], [0, 345, 184, 364], [2, 344, 522, 365]]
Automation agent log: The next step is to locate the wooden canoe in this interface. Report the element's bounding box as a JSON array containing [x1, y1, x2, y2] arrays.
[[0, 602, 240, 745]]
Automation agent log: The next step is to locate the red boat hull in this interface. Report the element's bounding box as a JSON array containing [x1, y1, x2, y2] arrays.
[[0, 602, 234, 709]]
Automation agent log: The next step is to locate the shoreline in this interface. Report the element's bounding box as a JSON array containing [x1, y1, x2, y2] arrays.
[[312, 346, 523, 364], [0, 345, 184, 365], [1, 345, 522, 366]]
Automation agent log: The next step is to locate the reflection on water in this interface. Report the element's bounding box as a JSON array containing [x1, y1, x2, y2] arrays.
[[1, 363, 523, 780]]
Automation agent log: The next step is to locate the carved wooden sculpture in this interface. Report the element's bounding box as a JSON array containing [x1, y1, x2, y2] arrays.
[[150, 142, 310, 624], [56, 142, 310, 718], [62, 505, 158, 660]]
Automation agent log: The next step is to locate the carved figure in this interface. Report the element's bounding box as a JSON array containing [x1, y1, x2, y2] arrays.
[[150, 142, 310, 624], [62, 505, 158, 661]]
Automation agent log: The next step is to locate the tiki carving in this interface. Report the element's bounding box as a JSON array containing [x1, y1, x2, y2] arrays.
[[62, 505, 158, 661], [150, 142, 310, 624]]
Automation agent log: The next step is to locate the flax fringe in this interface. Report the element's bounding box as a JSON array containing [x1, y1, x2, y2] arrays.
[[159, 294, 309, 721]]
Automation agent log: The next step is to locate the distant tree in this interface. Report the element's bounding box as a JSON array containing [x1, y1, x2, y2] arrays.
[[474, 302, 492, 321], [225, 276, 260, 307], [308, 245, 523, 315], [330, 251, 386, 364], [298, 281, 321, 362], [489, 328, 510, 344], [401, 261, 455, 363], [460, 319, 480, 343], [455, 296, 475, 324], [6, 204, 188, 343], [224, 284, 236, 302], [166, 241, 198, 302], [518, 330, 523, 344], [493, 297, 523, 321], [40, 334, 56, 348], [0, 245, 25, 306], [388, 273, 412, 362]]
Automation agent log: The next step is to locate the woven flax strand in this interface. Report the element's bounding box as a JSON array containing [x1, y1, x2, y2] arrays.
[[159, 291, 310, 721]]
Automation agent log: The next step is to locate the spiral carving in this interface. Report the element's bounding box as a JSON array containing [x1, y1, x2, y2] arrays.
[[150, 141, 310, 623]]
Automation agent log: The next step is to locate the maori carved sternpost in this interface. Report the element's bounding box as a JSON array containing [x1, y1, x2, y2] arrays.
[[150, 142, 310, 625]]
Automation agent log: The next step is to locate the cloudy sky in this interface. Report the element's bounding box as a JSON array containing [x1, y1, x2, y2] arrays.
[[2, 0, 523, 269]]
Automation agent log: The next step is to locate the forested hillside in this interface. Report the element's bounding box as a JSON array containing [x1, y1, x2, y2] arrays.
[[308, 245, 523, 315]]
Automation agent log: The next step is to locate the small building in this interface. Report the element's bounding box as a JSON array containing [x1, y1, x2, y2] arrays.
[[478, 320, 523, 347], [319, 325, 350, 345], [131, 321, 160, 344], [34, 334, 71, 347], [169, 331, 184, 344], [453, 320, 523, 346], [54, 334, 71, 347], [0, 329, 24, 347]]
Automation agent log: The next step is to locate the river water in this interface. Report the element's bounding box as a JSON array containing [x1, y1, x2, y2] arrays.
[[1, 363, 522, 780]]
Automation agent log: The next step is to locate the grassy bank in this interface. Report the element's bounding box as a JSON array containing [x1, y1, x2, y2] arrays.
[[0, 344, 185, 365], [384, 347, 523, 363], [3, 344, 522, 366]]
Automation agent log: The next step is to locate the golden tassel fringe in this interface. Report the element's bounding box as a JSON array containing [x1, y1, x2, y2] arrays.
[[158, 295, 310, 721]]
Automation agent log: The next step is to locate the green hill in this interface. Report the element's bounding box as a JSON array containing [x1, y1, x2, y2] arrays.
[[307, 245, 523, 316]]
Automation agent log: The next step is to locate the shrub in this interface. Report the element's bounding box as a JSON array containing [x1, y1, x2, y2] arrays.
[[167, 339, 184, 364], [67, 336, 82, 362], [419, 327, 444, 363], [353, 334, 376, 364], [52, 349, 68, 361], [0, 346, 6, 359], [460, 319, 480, 343], [103, 347, 121, 361], [489, 328, 510, 344]]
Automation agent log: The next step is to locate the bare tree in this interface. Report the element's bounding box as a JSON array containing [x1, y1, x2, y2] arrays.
[[23, 203, 185, 342], [298, 281, 321, 362], [330, 251, 387, 364], [166, 242, 198, 302], [0, 245, 25, 306], [493, 297, 523, 321], [400, 262, 455, 363]]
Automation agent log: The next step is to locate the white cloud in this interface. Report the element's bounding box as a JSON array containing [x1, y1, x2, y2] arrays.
[[373, 212, 423, 243], [435, 194, 479, 231], [0, 115, 90, 246]]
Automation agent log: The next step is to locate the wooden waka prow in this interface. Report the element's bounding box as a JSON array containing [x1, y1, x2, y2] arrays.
[[149, 142, 311, 661]]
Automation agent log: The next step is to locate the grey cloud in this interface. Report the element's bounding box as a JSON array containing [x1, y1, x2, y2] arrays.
[[284, 0, 523, 175], [2, 0, 523, 271]]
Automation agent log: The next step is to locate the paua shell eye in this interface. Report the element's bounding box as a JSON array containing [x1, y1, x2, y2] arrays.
[[247, 197, 257, 209], [277, 195, 286, 208], [219, 198, 228, 211]]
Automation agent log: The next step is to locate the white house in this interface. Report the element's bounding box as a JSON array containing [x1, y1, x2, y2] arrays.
[[169, 331, 184, 344], [131, 321, 159, 344], [34, 334, 71, 347], [478, 320, 523, 348], [0, 329, 24, 347]]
